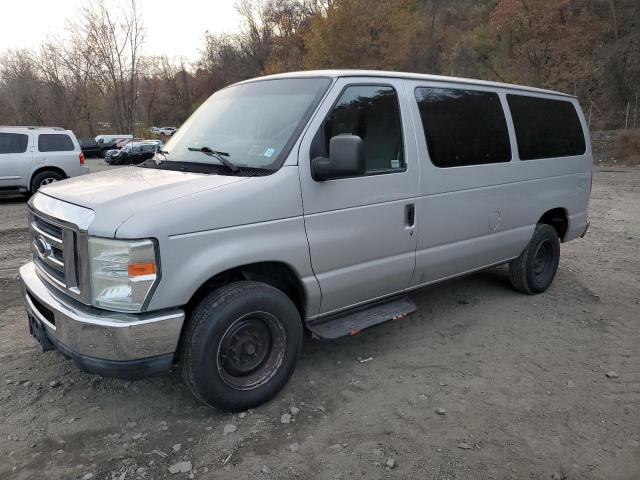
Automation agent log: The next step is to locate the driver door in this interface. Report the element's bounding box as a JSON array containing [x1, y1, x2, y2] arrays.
[[298, 78, 420, 316]]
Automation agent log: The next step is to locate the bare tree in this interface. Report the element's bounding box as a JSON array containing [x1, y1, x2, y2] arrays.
[[75, 0, 145, 133], [0, 50, 45, 125]]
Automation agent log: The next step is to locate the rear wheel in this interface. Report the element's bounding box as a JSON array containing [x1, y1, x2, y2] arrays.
[[30, 170, 64, 193], [179, 281, 303, 411], [509, 223, 560, 294]]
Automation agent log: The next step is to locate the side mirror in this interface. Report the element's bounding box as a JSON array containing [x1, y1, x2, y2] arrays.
[[311, 134, 365, 181]]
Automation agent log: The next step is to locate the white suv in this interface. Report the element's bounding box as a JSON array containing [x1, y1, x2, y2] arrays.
[[0, 126, 89, 194], [159, 127, 176, 136]]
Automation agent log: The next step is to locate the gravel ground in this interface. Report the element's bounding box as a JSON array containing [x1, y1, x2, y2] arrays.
[[0, 164, 638, 480]]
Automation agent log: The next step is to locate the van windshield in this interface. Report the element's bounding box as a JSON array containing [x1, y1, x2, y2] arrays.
[[156, 78, 331, 172]]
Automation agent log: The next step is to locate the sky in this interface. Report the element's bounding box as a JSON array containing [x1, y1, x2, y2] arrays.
[[0, 0, 241, 61]]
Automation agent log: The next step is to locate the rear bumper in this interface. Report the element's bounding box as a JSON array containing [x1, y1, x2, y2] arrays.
[[19, 261, 185, 379], [580, 221, 590, 238]]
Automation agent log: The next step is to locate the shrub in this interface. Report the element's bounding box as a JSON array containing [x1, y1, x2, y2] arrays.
[[615, 129, 640, 165]]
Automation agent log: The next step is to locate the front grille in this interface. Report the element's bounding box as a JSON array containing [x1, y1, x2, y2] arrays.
[[33, 215, 63, 238], [36, 255, 66, 283], [28, 195, 93, 305], [30, 210, 80, 293]]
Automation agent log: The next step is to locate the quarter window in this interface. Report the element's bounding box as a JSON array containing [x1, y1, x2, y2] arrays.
[[507, 95, 586, 160], [0, 133, 28, 154], [415, 87, 511, 168], [319, 85, 404, 174], [38, 134, 74, 152]]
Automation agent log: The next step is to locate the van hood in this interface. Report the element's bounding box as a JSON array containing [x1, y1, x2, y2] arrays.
[[40, 166, 248, 236]]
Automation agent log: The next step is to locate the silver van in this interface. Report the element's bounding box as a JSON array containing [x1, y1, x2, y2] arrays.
[[19, 70, 592, 411]]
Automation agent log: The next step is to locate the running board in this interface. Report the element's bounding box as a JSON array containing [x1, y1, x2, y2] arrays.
[[307, 296, 417, 339]]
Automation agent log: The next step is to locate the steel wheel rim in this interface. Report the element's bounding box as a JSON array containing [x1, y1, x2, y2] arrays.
[[217, 311, 286, 391], [533, 239, 554, 280]]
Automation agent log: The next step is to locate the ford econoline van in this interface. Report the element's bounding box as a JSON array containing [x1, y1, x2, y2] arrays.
[[19, 70, 592, 411]]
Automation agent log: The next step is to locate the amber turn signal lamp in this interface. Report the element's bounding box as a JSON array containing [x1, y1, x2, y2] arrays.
[[127, 262, 156, 276]]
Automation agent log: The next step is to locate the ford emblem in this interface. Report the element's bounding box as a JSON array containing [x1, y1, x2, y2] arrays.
[[35, 236, 52, 258]]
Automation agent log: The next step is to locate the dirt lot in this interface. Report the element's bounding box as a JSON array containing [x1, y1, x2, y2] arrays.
[[0, 165, 639, 480]]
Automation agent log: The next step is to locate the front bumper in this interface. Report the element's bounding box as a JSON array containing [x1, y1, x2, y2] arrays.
[[19, 261, 185, 379]]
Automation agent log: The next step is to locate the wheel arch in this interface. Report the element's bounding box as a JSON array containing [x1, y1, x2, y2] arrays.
[[29, 166, 68, 190], [537, 207, 569, 242], [184, 261, 308, 321]]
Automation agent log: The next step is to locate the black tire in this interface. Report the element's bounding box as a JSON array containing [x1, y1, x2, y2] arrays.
[[509, 223, 560, 294], [179, 281, 303, 412], [30, 170, 64, 193]]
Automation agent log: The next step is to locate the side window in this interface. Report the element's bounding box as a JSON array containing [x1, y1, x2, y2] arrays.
[[319, 85, 404, 174], [415, 87, 511, 168], [507, 95, 586, 160], [38, 134, 74, 152], [0, 133, 29, 154]]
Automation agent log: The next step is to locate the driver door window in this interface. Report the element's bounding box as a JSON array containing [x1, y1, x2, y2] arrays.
[[315, 85, 404, 175]]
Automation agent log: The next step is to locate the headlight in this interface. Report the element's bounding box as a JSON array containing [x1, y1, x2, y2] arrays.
[[88, 237, 159, 313]]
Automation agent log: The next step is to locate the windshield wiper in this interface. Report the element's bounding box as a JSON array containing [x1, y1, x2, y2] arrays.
[[188, 146, 239, 173]]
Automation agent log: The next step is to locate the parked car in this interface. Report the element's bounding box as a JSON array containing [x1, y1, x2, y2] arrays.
[[145, 139, 163, 148], [0, 126, 88, 194], [115, 138, 145, 148], [105, 141, 159, 165], [95, 137, 131, 157], [79, 138, 102, 158], [19, 70, 592, 412], [103, 148, 121, 161], [159, 127, 176, 136], [95, 134, 133, 144], [104, 139, 162, 162], [149, 126, 161, 134]]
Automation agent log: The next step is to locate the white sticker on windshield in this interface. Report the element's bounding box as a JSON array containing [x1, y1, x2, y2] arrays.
[[391, 159, 400, 168], [263, 147, 276, 158]]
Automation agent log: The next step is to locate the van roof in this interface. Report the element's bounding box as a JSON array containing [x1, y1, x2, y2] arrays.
[[237, 69, 574, 98]]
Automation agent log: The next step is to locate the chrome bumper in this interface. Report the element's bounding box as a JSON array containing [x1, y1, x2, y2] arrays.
[[19, 261, 184, 377]]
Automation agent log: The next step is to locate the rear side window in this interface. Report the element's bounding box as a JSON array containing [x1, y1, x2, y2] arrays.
[[0, 133, 28, 154], [507, 95, 586, 160], [38, 134, 74, 152], [321, 85, 404, 174], [415, 87, 511, 168]]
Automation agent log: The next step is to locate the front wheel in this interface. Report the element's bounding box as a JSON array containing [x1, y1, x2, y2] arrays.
[[179, 281, 303, 411], [509, 223, 560, 294]]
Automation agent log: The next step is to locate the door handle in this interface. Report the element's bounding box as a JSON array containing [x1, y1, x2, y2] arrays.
[[405, 203, 415, 228]]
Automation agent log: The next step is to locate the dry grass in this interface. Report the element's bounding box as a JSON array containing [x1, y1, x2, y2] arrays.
[[615, 129, 640, 165]]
